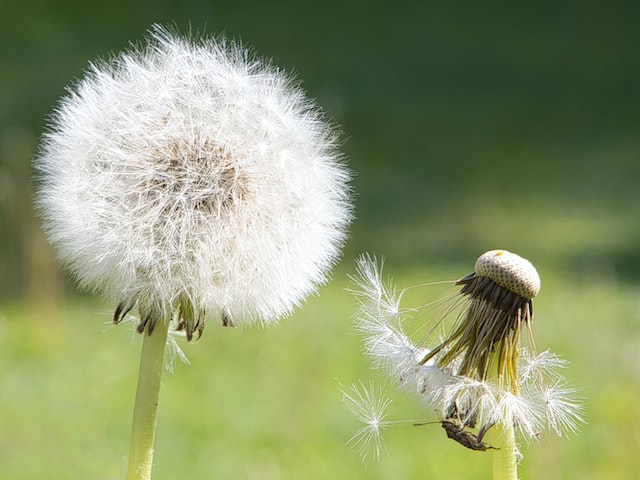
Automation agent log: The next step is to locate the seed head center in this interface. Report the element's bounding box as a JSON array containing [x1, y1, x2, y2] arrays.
[[146, 140, 248, 215]]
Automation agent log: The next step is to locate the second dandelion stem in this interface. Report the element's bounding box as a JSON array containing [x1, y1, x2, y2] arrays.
[[490, 419, 519, 480], [127, 319, 170, 480]]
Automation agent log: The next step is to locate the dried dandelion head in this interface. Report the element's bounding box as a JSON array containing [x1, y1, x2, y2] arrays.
[[421, 249, 540, 391], [348, 251, 583, 458], [35, 25, 352, 338]]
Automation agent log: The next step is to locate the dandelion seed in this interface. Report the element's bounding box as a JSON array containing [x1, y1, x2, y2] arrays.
[[539, 381, 585, 437], [493, 390, 542, 438], [351, 254, 403, 320], [519, 349, 568, 385], [349, 255, 425, 376], [341, 382, 392, 462]]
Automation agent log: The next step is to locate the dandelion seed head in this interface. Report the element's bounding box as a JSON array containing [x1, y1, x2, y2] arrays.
[[348, 251, 584, 450], [35, 25, 351, 334]]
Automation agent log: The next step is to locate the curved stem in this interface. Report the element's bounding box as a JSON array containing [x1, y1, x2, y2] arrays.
[[126, 319, 170, 480], [491, 421, 518, 480]]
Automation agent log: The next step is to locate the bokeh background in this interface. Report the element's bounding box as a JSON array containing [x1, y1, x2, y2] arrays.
[[1, 1, 639, 479]]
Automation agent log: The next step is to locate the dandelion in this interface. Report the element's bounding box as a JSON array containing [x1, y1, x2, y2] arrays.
[[341, 381, 393, 462], [35, 25, 351, 480], [349, 251, 584, 479]]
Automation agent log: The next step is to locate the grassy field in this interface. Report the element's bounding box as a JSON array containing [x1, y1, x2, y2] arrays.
[[1, 256, 639, 480], [2, 4, 639, 478]]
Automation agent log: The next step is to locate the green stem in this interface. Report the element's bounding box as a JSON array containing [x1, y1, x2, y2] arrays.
[[126, 320, 170, 480], [491, 421, 518, 480]]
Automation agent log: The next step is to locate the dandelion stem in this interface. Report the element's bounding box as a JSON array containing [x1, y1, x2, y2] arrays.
[[491, 421, 518, 480], [126, 319, 170, 480], [488, 341, 520, 480]]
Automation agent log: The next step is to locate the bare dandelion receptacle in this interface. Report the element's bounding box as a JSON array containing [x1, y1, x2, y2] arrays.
[[474, 249, 540, 299]]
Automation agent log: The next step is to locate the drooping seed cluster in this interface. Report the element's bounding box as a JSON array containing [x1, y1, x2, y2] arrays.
[[347, 251, 583, 459]]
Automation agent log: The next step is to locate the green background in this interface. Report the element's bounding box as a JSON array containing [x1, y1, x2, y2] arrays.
[[1, 1, 639, 478]]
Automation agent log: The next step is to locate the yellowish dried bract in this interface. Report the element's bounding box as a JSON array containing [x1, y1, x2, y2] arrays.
[[474, 249, 540, 299]]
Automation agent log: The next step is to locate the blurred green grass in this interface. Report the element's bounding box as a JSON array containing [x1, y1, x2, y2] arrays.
[[2, 1, 640, 478], [1, 260, 639, 479]]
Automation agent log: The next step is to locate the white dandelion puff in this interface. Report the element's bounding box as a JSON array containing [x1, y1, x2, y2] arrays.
[[35, 25, 352, 336], [35, 26, 352, 479], [341, 381, 393, 462]]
